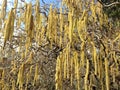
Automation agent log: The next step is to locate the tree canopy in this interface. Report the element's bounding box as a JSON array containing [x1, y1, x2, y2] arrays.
[[0, 0, 120, 90]]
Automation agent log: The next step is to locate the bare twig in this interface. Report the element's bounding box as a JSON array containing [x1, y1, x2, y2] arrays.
[[97, 0, 120, 7], [41, 0, 46, 4], [104, 1, 120, 7]]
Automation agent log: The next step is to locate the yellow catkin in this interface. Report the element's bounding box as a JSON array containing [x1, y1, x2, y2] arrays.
[[14, 0, 18, 8], [17, 63, 24, 89], [41, 26, 45, 41], [2, 69, 5, 80], [64, 24, 69, 45], [25, 51, 33, 64], [35, 0, 40, 21], [91, 0, 97, 22], [72, 49, 79, 86], [68, 11, 73, 43], [13, 0, 18, 14], [12, 80, 15, 90], [53, 9, 58, 44], [66, 45, 70, 79], [105, 58, 109, 90], [89, 74, 93, 90], [91, 42, 97, 75], [74, 51, 80, 90], [23, 3, 27, 23], [85, 59, 89, 90], [60, 55, 63, 90], [96, 1, 103, 16], [63, 49, 67, 79], [74, 53, 77, 78], [26, 65, 34, 83], [77, 10, 87, 42], [70, 56, 73, 86], [55, 57, 59, 90], [55, 55, 63, 90], [113, 51, 118, 69], [35, 0, 41, 36], [99, 14, 104, 29], [103, 14, 108, 26], [99, 46, 104, 90], [30, 65, 33, 74], [26, 72, 30, 86], [60, 7, 63, 47], [110, 65, 115, 83], [25, 3, 34, 42], [47, 4, 53, 41], [9, 10, 15, 41], [10, 61, 17, 75], [97, 54, 101, 79], [21, 52, 25, 60], [4, 9, 14, 47], [74, 51, 77, 78], [33, 63, 39, 85], [81, 42, 85, 66], [0, 0, 7, 20], [25, 37, 30, 57], [80, 10, 87, 22]]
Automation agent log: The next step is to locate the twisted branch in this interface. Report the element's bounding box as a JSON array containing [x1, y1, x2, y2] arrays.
[[97, 0, 120, 7]]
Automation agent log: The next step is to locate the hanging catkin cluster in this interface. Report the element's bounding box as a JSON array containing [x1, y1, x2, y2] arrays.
[[55, 0, 118, 90]]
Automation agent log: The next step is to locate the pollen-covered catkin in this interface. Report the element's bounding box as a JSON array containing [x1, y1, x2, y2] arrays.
[[105, 58, 109, 90], [4, 9, 14, 47]]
